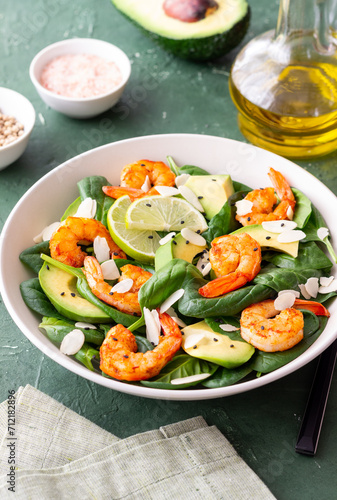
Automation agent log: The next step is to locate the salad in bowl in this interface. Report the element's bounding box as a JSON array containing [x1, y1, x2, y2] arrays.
[[17, 150, 337, 393]]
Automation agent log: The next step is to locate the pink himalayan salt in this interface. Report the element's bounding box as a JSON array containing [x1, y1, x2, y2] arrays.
[[40, 53, 123, 99]]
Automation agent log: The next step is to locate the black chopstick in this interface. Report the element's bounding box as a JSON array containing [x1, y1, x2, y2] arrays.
[[295, 338, 337, 456]]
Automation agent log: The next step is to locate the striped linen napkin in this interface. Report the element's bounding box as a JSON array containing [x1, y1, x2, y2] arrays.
[[0, 385, 275, 499]]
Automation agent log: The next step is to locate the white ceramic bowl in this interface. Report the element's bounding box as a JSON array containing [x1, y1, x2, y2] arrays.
[[0, 87, 35, 171], [29, 38, 131, 119], [1, 134, 337, 400]]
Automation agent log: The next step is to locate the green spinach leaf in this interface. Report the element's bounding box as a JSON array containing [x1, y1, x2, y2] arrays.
[[20, 241, 51, 274], [20, 278, 63, 319], [141, 354, 217, 389]]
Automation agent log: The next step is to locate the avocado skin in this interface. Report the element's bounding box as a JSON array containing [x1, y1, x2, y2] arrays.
[[113, 5, 250, 61]]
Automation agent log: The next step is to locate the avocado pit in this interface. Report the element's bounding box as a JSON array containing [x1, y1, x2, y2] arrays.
[[163, 0, 218, 23]]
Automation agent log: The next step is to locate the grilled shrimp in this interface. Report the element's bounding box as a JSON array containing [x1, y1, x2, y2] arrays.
[[49, 217, 126, 267], [240, 299, 304, 352], [103, 159, 176, 200], [199, 233, 261, 297], [83, 256, 152, 316], [236, 167, 296, 226], [100, 312, 182, 381]]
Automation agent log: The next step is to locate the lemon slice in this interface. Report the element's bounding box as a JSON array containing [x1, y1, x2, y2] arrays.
[[125, 195, 208, 232], [107, 196, 161, 263]]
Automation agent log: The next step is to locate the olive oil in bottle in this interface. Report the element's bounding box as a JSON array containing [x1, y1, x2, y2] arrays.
[[229, 0, 337, 159]]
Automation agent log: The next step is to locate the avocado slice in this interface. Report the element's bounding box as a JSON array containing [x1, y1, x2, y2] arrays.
[[155, 233, 206, 271], [184, 174, 234, 219], [232, 225, 299, 258], [182, 320, 254, 369], [111, 0, 250, 61], [39, 262, 111, 323]]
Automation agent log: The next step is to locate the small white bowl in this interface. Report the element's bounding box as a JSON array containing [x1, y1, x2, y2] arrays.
[[0, 87, 36, 171], [29, 38, 131, 119]]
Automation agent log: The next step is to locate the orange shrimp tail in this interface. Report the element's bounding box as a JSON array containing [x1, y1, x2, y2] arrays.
[[102, 185, 144, 201], [294, 299, 330, 317], [268, 167, 295, 204], [103, 185, 161, 201], [159, 311, 183, 341], [199, 272, 249, 298]]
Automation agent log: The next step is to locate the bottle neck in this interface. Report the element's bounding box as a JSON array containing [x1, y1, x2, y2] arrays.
[[275, 0, 337, 54]]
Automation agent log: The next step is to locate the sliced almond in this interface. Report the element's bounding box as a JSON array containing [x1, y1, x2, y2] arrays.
[[175, 173, 190, 188], [144, 307, 161, 345], [219, 324, 239, 332], [305, 277, 319, 298], [159, 232, 176, 245], [94, 236, 110, 263], [110, 278, 133, 293], [274, 292, 296, 310], [74, 322, 97, 330], [170, 373, 210, 385], [235, 199, 253, 216], [318, 278, 337, 294], [178, 185, 204, 211], [159, 289, 185, 313], [197, 261, 211, 276], [171, 316, 187, 328], [184, 332, 207, 349], [278, 289, 300, 298], [141, 175, 151, 192], [286, 206, 294, 220], [33, 221, 60, 243], [317, 227, 329, 240], [101, 259, 120, 280], [181, 228, 206, 246], [299, 284, 312, 300], [74, 197, 97, 218], [262, 220, 297, 233], [60, 329, 85, 355], [155, 186, 179, 197], [277, 229, 306, 243], [320, 276, 334, 287]]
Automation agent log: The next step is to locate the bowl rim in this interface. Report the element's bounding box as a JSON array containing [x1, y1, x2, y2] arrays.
[[29, 37, 132, 103], [0, 86, 36, 153]]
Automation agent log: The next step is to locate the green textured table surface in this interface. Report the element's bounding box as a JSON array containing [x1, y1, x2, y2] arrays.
[[1, 1, 337, 498]]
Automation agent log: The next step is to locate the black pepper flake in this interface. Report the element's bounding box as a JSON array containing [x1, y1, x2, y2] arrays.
[[113, 252, 119, 256], [261, 326, 265, 330], [266, 236, 271, 240], [230, 344, 235, 348], [148, 235, 153, 239], [123, 355, 129, 358], [247, 217, 251, 221], [201, 264, 205, 269], [196, 230, 201, 234], [186, 240, 190, 244], [84, 327, 89, 330], [112, 337, 118, 341], [60, 292, 65, 296], [71, 293, 76, 297], [109, 291, 113, 295], [180, 220, 185, 224], [173, 240, 177, 245], [140, 163, 145, 166], [281, 223, 285, 227], [146, 203, 151, 207], [193, 345, 197, 349], [253, 247, 258, 251], [46, 265, 50, 270], [213, 338, 218, 342], [198, 196, 203, 199]]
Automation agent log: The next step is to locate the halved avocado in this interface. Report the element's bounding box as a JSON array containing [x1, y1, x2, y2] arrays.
[[184, 174, 234, 219], [155, 233, 206, 270], [181, 320, 254, 368], [39, 262, 111, 323], [232, 225, 299, 258], [111, 0, 250, 61]]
